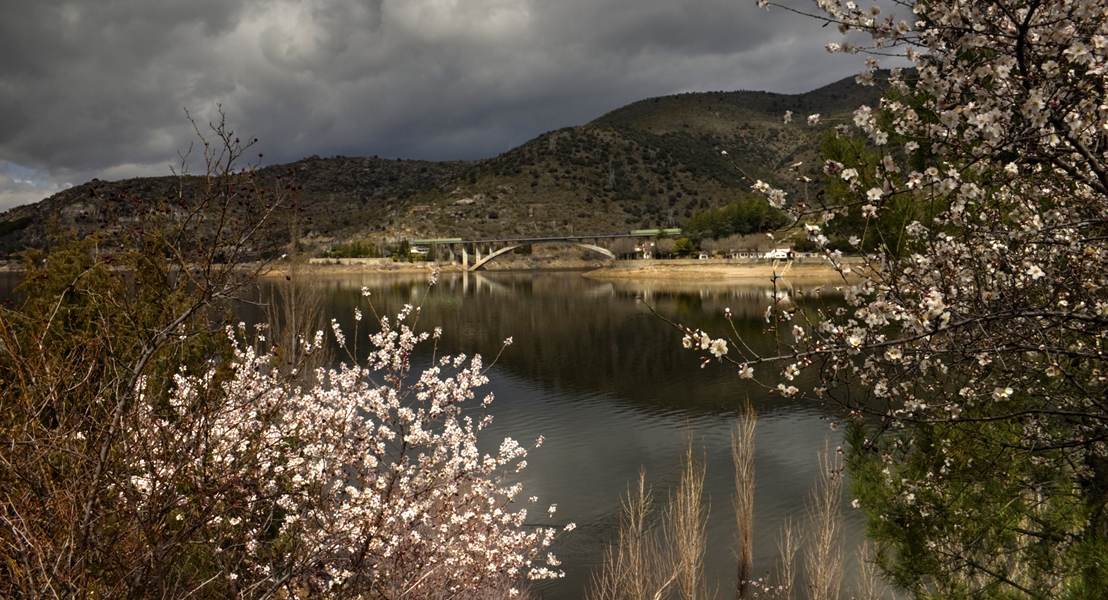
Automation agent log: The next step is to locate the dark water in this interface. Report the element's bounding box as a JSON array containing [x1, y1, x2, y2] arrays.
[[246, 270, 873, 600], [0, 269, 875, 599]]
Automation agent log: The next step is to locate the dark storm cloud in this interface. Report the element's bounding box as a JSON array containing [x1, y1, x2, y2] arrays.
[[0, 0, 897, 210]]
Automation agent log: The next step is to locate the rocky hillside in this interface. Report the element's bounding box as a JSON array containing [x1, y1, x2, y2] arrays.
[[0, 75, 885, 258], [0, 157, 472, 257], [396, 75, 883, 241]]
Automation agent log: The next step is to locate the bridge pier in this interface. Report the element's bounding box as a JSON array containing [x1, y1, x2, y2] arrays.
[[438, 243, 455, 263]]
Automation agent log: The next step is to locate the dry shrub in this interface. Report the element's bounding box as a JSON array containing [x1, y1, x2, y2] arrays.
[[590, 440, 709, 600], [804, 441, 844, 600], [732, 403, 756, 599]]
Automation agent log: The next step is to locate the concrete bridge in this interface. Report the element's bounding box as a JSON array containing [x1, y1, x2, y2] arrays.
[[413, 230, 679, 271]]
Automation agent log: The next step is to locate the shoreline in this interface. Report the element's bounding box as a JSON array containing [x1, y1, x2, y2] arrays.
[[260, 256, 862, 283], [583, 257, 861, 283], [3, 257, 863, 284]]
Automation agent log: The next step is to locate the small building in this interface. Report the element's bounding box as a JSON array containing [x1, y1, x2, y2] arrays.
[[763, 246, 794, 260]]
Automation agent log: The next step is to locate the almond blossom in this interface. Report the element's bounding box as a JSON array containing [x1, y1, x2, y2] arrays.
[[124, 299, 568, 597], [684, 0, 1108, 594]]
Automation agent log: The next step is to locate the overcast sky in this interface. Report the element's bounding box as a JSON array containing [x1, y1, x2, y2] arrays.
[[0, 0, 892, 211]]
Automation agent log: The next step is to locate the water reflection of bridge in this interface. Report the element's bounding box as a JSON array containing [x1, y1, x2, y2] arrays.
[[413, 230, 678, 271]]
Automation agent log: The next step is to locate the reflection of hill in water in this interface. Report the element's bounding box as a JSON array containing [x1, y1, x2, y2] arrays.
[[259, 271, 845, 417]]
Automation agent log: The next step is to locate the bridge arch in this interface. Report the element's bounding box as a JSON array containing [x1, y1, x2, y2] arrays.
[[468, 241, 615, 271]]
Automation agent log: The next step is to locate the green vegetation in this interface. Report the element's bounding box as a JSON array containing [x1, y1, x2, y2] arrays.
[[0, 216, 32, 237], [672, 237, 697, 257], [847, 419, 1108, 599], [0, 117, 299, 596], [681, 198, 788, 241], [816, 131, 933, 255], [316, 240, 381, 258]]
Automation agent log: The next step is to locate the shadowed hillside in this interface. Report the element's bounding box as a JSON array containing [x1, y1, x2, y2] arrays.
[[0, 75, 885, 258]]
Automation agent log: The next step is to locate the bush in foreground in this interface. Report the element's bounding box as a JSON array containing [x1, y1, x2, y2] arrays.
[[0, 113, 566, 597], [121, 292, 568, 597]]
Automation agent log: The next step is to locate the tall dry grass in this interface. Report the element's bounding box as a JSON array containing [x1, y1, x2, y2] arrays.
[[804, 441, 844, 600], [853, 540, 887, 600], [591, 424, 872, 600], [590, 442, 710, 600], [776, 517, 799, 600], [732, 403, 757, 599], [670, 440, 710, 600], [589, 469, 677, 600]]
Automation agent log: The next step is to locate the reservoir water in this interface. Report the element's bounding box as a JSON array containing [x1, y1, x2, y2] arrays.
[[249, 269, 872, 599], [0, 269, 875, 599]]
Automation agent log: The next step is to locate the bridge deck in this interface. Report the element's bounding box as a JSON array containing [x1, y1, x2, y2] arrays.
[[413, 230, 679, 245]]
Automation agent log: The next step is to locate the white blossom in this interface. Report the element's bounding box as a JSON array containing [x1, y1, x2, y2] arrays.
[[126, 305, 569, 592]]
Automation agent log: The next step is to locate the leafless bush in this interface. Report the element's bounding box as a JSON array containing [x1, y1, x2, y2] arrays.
[[670, 441, 710, 600], [732, 403, 756, 599], [654, 238, 676, 258], [264, 263, 332, 381], [0, 111, 295, 597], [611, 237, 639, 259], [590, 469, 676, 600], [804, 442, 844, 600]]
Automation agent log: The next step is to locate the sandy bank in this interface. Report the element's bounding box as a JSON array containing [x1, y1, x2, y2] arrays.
[[585, 257, 862, 284], [258, 257, 866, 283], [260, 261, 455, 278]]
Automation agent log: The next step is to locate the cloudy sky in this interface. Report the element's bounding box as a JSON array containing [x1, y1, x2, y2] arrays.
[[0, 0, 887, 211]]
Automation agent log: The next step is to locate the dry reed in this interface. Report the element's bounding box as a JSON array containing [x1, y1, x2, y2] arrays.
[[853, 540, 886, 600], [669, 440, 709, 600], [732, 403, 756, 599], [589, 468, 682, 600], [776, 517, 799, 600], [591, 424, 862, 600], [804, 441, 844, 600]]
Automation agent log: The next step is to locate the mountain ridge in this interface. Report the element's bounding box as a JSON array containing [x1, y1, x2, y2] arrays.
[[0, 75, 885, 257]]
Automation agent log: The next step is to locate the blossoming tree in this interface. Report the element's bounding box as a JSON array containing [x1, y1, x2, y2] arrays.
[[0, 113, 302, 597], [0, 111, 567, 597], [122, 292, 568, 598], [682, 0, 1108, 596]]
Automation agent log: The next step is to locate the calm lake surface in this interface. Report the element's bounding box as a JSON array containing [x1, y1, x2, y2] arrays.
[[252, 270, 872, 599], [0, 269, 874, 599]]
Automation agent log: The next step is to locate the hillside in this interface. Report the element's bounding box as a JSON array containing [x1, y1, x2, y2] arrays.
[[394, 76, 883, 241], [0, 156, 472, 257], [0, 75, 885, 258]]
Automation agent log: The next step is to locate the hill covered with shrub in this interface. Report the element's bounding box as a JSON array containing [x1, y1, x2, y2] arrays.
[[0, 75, 884, 258]]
